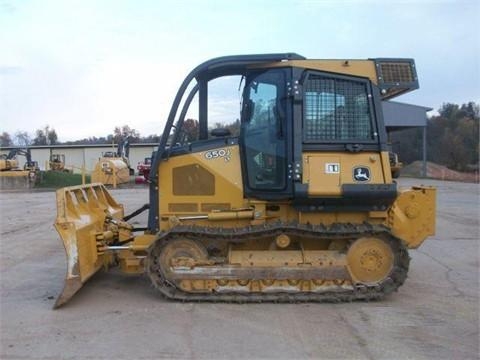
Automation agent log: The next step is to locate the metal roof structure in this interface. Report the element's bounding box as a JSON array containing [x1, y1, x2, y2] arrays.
[[382, 101, 433, 131], [382, 101, 432, 178]]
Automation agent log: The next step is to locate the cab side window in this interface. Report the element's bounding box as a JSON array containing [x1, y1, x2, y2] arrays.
[[242, 70, 286, 190], [304, 74, 374, 142]]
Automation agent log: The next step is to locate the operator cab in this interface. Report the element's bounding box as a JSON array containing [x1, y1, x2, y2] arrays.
[[149, 53, 418, 227]]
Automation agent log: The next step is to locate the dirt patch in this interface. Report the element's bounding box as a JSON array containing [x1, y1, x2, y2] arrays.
[[402, 161, 479, 183]]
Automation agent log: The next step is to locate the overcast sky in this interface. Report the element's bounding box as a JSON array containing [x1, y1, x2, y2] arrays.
[[1, 0, 479, 142]]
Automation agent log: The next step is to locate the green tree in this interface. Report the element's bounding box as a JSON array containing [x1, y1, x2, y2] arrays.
[[391, 101, 479, 172], [14, 131, 31, 146], [0, 132, 13, 147], [391, 127, 422, 164], [33, 129, 47, 145], [183, 119, 199, 142], [113, 125, 140, 143], [33, 125, 58, 145], [428, 102, 479, 171], [48, 128, 58, 145]]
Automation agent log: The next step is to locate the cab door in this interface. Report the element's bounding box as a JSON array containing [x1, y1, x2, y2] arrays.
[[240, 68, 293, 200]]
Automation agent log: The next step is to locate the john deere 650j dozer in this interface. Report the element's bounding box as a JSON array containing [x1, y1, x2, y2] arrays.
[[54, 53, 435, 308]]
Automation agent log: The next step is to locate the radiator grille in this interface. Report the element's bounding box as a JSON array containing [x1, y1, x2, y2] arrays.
[[380, 62, 414, 83], [172, 164, 215, 195], [168, 203, 198, 212]]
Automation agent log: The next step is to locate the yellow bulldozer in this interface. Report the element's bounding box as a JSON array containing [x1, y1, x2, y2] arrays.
[[49, 153, 71, 172], [0, 148, 39, 190], [54, 53, 436, 308], [91, 140, 133, 185]]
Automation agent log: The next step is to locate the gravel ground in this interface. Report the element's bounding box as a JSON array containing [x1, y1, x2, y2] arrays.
[[0, 178, 478, 360]]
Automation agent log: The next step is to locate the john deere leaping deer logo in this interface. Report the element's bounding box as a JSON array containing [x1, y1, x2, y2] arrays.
[[353, 166, 371, 182]]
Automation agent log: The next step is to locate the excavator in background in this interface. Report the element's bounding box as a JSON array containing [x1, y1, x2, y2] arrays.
[[0, 148, 38, 172], [91, 139, 133, 185], [54, 53, 436, 308], [0, 148, 39, 189], [0, 154, 18, 172]]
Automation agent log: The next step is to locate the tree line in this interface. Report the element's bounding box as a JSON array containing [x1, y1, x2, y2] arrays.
[[0, 125, 157, 147], [1, 102, 478, 172], [390, 102, 479, 172]]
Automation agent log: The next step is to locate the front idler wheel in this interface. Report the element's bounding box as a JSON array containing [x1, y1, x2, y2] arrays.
[[346, 236, 395, 285]]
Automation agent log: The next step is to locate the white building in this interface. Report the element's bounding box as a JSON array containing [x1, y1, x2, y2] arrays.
[[0, 143, 157, 174]]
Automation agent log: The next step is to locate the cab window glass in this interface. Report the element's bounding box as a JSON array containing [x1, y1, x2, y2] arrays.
[[304, 75, 374, 142], [242, 70, 286, 190]]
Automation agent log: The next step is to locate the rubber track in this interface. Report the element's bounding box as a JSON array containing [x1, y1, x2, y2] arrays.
[[146, 222, 410, 303]]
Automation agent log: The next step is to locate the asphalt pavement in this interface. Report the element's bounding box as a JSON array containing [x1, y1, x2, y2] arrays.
[[0, 178, 478, 359]]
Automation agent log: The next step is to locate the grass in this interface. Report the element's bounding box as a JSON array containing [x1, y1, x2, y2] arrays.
[[35, 171, 91, 188]]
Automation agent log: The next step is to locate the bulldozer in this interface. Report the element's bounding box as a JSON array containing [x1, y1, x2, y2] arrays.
[[49, 153, 70, 172], [0, 148, 39, 190], [91, 140, 133, 185], [54, 53, 436, 308]]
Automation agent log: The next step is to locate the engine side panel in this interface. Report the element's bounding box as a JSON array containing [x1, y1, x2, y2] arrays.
[[157, 145, 245, 231]]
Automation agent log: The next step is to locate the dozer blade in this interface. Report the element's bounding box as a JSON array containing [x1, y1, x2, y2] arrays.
[[54, 183, 124, 308]]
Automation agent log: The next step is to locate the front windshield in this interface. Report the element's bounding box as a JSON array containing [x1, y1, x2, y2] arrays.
[[169, 76, 243, 148]]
